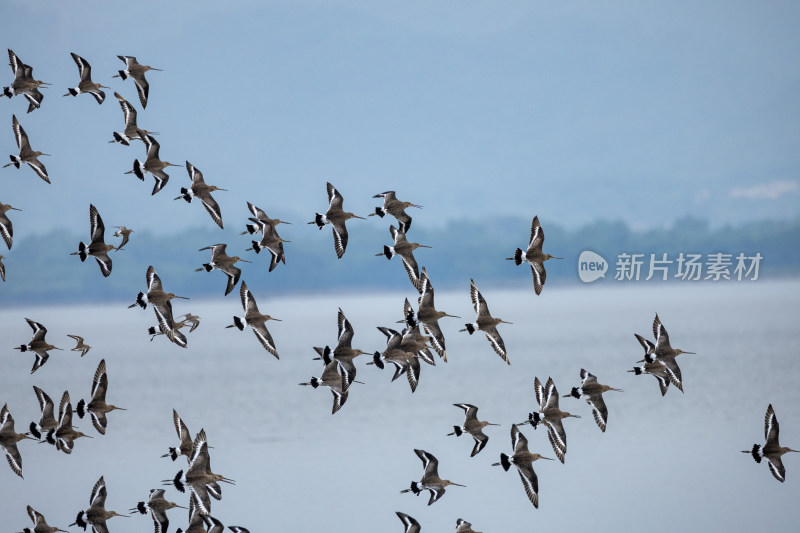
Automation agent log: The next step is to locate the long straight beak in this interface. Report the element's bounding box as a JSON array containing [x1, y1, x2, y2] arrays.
[[418, 245, 432, 248], [410, 204, 423, 208], [220, 477, 235, 484], [500, 320, 513, 324], [174, 296, 190, 300], [540, 456, 555, 460], [9, 206, 22, 211], [682, 351, 696, 354], [551, 256, 563, 259], [444, 313, 460, 318], [450, 482, 466, 487]]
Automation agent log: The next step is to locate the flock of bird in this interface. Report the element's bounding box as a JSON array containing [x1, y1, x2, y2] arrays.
[[2, 47, 796, 533]]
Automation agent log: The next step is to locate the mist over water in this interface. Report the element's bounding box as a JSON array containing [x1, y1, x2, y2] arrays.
[[1, 281, 798, 532]]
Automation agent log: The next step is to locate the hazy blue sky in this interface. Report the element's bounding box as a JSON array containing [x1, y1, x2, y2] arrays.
[[2, 0, 799, 239]]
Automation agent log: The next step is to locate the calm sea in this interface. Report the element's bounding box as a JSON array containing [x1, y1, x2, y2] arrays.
[[1, 281, 798, 532]]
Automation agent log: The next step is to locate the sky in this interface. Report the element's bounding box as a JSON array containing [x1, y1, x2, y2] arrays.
[[1, 0, 799, 241]]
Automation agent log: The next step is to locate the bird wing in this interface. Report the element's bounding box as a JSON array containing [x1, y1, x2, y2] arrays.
[[251, 322, 279, 359], [0, 213, 12, 249], [400, 253, 422, 292], [240, 281, 259, 314], [534, 377, 544, 409], [543, 418, 567, 463], [764, 404, 779, 444], [326, 182, 343, 210], [331, 222, 348, 259], [580, 369, 598, 386], [484, 328, 509, 363], [90, 204, 105, 241], [25, 158, 50, 183], [133, 75, 150, 109], [2, 442, 23, 478], [90, 476, 107, 507], [421, 320, 446, 358], [90, 359, 108, 401], [32, 386, 55, 423], [221, 264, 241, 296], [542, 377, 559, 410], [530, 262, 546, 296], [70, 52, 91, 81], [336, 308, 354, 347], [395, 512, 420, 533], [416, 449, 439, 479], [527, 215, 544, 251], [766, 454, 787, 483], [94, 252, 112, 277], [8, 49, 22, 76], [185, 161, 204, 185], [471, 431, 489, 457], [198, 193, 223, 229], [516, 463, 539, 508], [30, 351, 50, 374], [511, 423, 529, 453], [658, 357, 683, 392], [586, 394, 608, 432], [146, 265, 163, 293], [115, 92, 137, 127], [12, 115, 28, 151]]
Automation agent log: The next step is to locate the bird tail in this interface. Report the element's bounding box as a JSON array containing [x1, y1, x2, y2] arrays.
[[73, 510, 87, 529], [250, 240, 263, 254], [117, 70, 128, 80], [178, 187, 192, 202], [131, 159, 145, 180], [499, 452, 511, 471], [76, 399, 86, 418], [147, 326, 158, 336], [67, 88, 78, 96], [530, 412, 541, 428], [512, 248, 523, 265], [751, 444, 762, 463], [29, 422, 41, 440], [464, 323, 476, 335], [374, 207, 386, 218], [382, 245, 394, 260], [131, 291, 147, 309], [569, 387, 581, 399], [371, 351, 384, 369], [76, 242, 88, 261], [201, 263, 213, 272], [111, 131, 127, 145], [17, 344, 28, 352], [631, 366, 643, 375], [313, 213, 326, 228], [232, 316, 246, 331], [9, 155, 21, 168], [452, 426, 463, 437], [2, 86, 12, 98], [244, 223, 260, 235]]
